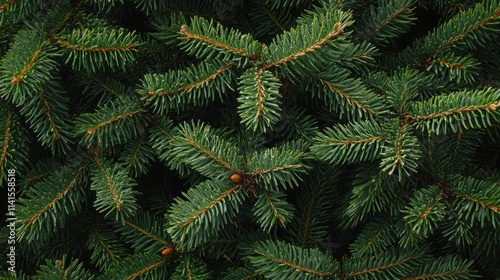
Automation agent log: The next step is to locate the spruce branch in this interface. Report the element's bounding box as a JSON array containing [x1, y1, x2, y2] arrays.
[[402, 186, 446, 236], [170, 121, 244, 178], [166, 179, 247, 249], [237, 68, 282, 132], [96, 253, 167, 280], [311, 120, 387, 165], [356, 0, 416, 46], [263, 9, 352, 70], [252, 190, 294, 232], [179, 16, 262, 66], [55, 27, 139, 72], [380, 120, 422, 180], [408, 87, 500, 135], [75, 96, 147, 149], [401, 255, 478, 280], [248, 240, 339, 279], [17, 161, 88, 243], [0, 29, 58, 105], [343, 246, 428, 279], [90, 156, 139, 222], [138, 61, 233, 114], [37, 255, 94, 280]]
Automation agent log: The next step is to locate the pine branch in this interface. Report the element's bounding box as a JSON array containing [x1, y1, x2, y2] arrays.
[[447, 175, 500, 227], [287, 166, 339, 248], [172, 254, 211, 279], [119, 132, 155, 177], [87, 221, 127, 271], [427, 52, 480, 84], [18, 78, 72, 155], [237, 68, 282, 132], [166, 179, 247, 249], [263, 9, 352, 71], [349, 216, 397, 257], [397, 0, 500, 67]]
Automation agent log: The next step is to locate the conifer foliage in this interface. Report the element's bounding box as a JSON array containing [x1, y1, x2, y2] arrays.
[[1, 0, 499, 278]]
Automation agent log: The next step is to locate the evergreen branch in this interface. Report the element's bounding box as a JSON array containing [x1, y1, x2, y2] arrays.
[[247, 142, 309, 190], [237, 68, 282, 133], [408, 88, 500, 134], [0, 0, 15, 11], [344, 247, 426, 278], [449, 176, 500, 214], [287, 167, 339, 248], [167, 179, 247, 249], [397, 0, 500, 66], [87, 110, 141, 135], [90, 157, 139, 222], [87, 222, 127, 271], [350, 217, 397, 257], [58, 27, 139, 72], [90, 76, 123, 98], [171, 121, 244, 179], [17, 161, 88, 243], [116, 210, 171, 255], [0, 109, 13, 168], [0, 29, 59, 105], [124, 220, 170, 246], [253, 190, 294, 232], [138, 61, 233, 114], [402, 187, 446, 236], [340, 166, 403, 228], [312, 120, 387, 165], [180, 26, 258, 60], [380, 120, 421, 180], [75, 96, 147, 149], [249, 240, 339, 279], [119, 132, 155, 177], [401, 256, 478, 280], [357, 0, 416, 46], [149, 63, 230, 96], [172, 254, 211, 279], [307, 69, 390, 119], [264, 22, 344, 68], [179, 16, 262, 65], [18, 79, 72, 154], [182, 185, 240, 228], [24, 164, 85, 228], [37, 255, 94, 280], [97, 253, 167, 280], [260, 6, 285, 31]]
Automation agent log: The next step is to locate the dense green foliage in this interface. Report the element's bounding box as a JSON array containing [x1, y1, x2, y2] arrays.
[[1, 0, 499, 278]]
